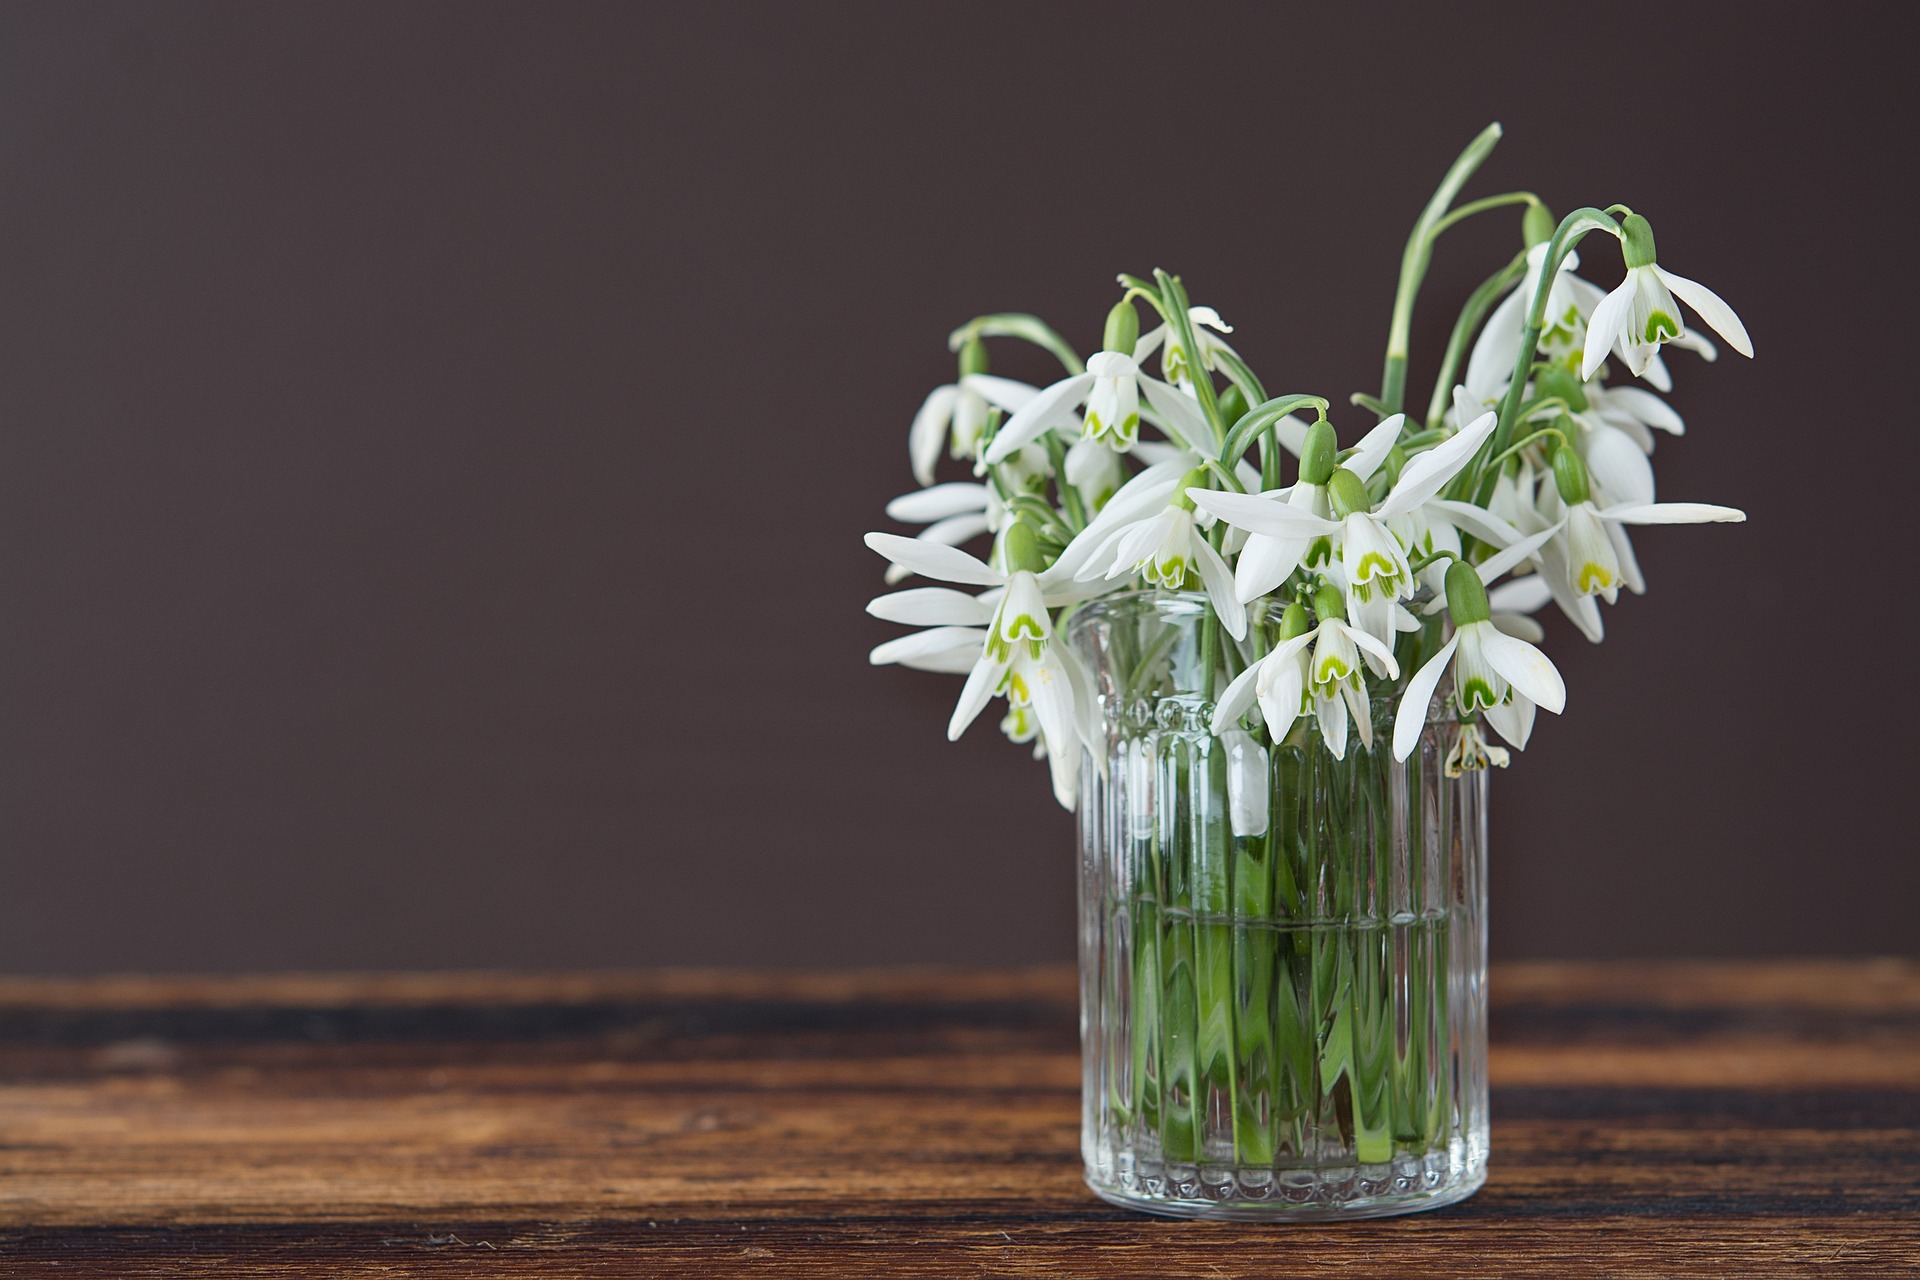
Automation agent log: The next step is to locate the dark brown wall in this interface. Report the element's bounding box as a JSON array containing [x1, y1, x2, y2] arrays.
[[0, 2, 1910, 971]]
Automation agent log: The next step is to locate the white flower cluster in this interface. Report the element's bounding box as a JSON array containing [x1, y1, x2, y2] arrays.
[[864, 135, 1750, 810]]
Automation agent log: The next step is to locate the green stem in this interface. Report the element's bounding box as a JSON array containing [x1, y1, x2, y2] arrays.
[[1219, 395, 1330, 474], [1380, 122, 1504, 414], [1154, 270, 1227, 446], [948, 313, 1084, 375], [1042, 432, 1088, 532], [1477, 208, 1623, 493], [1425, 191, 1543, 240]]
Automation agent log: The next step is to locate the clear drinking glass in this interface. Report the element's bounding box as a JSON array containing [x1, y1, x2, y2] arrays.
[[1068, 591, 1488, 1220]]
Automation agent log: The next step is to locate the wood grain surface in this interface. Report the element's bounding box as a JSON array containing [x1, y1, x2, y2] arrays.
[[0, 961, 1915, 1277]]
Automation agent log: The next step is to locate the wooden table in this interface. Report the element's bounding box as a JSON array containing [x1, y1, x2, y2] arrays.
[[0, 962, 1914, 1277]]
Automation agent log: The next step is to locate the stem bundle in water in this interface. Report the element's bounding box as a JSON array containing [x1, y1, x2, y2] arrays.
[[1073, 592, 1488, 1221]]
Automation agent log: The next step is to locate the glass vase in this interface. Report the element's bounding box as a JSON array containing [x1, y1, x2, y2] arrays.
[[1067, 591, 1488, 1221]]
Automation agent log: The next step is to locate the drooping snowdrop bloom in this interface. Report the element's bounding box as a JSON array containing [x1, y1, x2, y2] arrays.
[[1582, 214, 1752, 382], [1465, 242, 1605, 403], [1060, 468, 1247, 641], [1211, 593, 1399, 760], [879, 441, 1048, 584], [984, 301, 1215, 465], [1544, 447, 1746, 605], [1191, 411, 1500, 650], [1134, 305, 1238, 391], [1445, 722, 1510, 777], [1393, 562, 1567, 761], [907, 337, 1046, 485], [1227, 415, 1404, 603], [865, 524, 1099, 807]]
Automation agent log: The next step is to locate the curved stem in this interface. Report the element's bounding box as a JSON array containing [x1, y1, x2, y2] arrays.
[[947, 313, 1084, 375], [1380, 123, 1504, 414], [1218, 394, 1331, 474], [1154, 270, 1227, 447], [1482, 208, 1623, 471], [1425, 191, 1542, 240]]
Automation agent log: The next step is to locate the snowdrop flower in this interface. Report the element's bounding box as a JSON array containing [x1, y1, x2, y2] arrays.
[[1192, 411, 1500, 650], [1060, 468, 1247, 641], [1466, 242, 1605, 403], [1582, 214, 1752, 382], [1445, 722, 1510, 777], [1134, 305, 1238, 391], [864, 523, 1098, 807], [1228, 415, 1405, 603], [907, 337, 1046, 485], [1545, 447, 1745, 605], [984, 301, 1213, 464], [1211, 593, 1399, 760], [1393, 562, 1567, 761], [878, 442, 1047, 583]]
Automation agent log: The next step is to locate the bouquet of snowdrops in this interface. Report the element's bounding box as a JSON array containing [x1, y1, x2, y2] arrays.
[[863, 123, 1748, 812]]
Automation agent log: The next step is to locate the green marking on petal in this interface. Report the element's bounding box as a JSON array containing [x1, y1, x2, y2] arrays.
[[1458, 677, 1500, 713], [1576, 562, 1616, 595], [1644, 310, 1680, 343], [1353, 551, 1399, 586]]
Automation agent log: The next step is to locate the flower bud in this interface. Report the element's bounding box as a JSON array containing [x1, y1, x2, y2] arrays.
[[1171, 467, 1209, 513], [1311, 584, 1345, 625], [1216, 383, 1249, 427], [1522, 202, 1555, 249], [1326, 467, 1371, 519], [1276, 599, 1311, 641], [1002, 518, 1046, 574], [1552, 444, 1592, 506], [1298, 419, 1338, 486], [958, 334, 989, 378], [1444, 560, 1492, 626], [1103, 299, 1140, 355], [1621, 213, 1658, 269]]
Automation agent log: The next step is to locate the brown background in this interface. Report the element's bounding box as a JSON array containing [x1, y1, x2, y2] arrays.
[[0, 2, 1910, 973]]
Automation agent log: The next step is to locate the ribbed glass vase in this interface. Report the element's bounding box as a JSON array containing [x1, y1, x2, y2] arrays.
[[1068, 591, 1488, 1221]]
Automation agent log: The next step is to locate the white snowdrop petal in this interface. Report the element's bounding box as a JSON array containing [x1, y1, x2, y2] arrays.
[[864, 532, 1004, 586], [1654, 267, 1753, 358], [886, 482, 989, 523], [870, 626, 987, 666], [984, 372, 1095, 464], [1377, 412, 1497, 517], [909, 385, 959, 486], [866, 588, 998, 627], [1601, 501, 1745, 525], [961, 373, 1039, 412], [1479, 630, 1565, 714], [1582, 279, 1634, 381], [1346, 414, 1407, 483]]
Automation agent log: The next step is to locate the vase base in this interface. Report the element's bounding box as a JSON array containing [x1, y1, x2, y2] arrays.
[[1083, 1149, 1487, 1222]]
